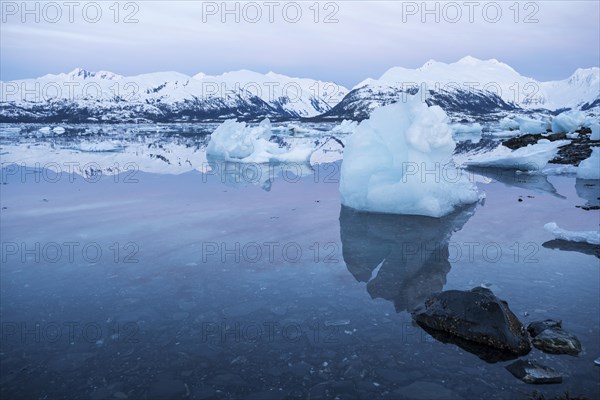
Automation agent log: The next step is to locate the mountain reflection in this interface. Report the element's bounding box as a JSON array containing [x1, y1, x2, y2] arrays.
[[339, 205, 476, 313]]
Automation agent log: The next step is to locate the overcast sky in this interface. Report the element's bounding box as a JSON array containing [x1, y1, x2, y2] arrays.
[[1, 1, 599, 87]]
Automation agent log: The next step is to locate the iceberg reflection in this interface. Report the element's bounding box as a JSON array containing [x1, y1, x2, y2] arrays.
[[339, 205, 476, 313]]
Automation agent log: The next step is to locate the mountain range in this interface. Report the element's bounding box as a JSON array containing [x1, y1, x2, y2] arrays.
[[1, 57, 598, 123]]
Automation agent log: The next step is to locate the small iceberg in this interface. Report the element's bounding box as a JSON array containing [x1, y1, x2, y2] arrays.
[[463, 139, 569, 171], [206, 118, 313, 163], [515, 116, 550, 134], [331, 120, 358, 134], [544, 222, 600, 245], [576, 147, 600, 180], [551, 110, 586, 133]]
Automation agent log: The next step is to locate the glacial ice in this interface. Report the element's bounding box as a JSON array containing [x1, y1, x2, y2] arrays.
[[464, 140, 569, 171], [589, 122, 600, 141], [576, 147, 600, 179], [544, 222, 600, 245], [499, 117, 520, 131], [516, 117, 551, 134], [331, 120, 359, 134], [206, 119, 314, 163], [551, 110, 586, 133], [451, 123, 483, 143], [339, 96, 480, 218]]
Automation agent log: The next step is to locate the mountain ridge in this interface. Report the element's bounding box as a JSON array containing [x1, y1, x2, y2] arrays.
[[1, 57, 598, 123]]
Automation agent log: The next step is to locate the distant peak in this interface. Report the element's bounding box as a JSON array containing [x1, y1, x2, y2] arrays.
[[68, 67, 93, 78], [421, 59, 438, 68], [457, 56, 483, 65]]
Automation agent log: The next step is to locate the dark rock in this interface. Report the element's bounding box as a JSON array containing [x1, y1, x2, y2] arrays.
[[532, 330, 582, 356], [503, 134, 541, 150], [546, 132, 567, 141], [501, 130, 599, 166], [413, 287, 531, 357], [527, 319, 562, 337], [505, 360, 562, 384], [528, 319, 582, 356]]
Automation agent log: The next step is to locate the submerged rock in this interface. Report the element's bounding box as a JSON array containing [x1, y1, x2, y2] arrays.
[[506, 360, 562, 384], [527, 320, 582, 356], [413, 287, 531, 356], [527, 319, 562, 337]]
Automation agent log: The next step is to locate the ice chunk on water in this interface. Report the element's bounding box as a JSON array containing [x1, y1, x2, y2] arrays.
[[339, 96, 480, 218], [331, 120, 358, 134], [451, 123, 482, 143], [589, 122, 600, 141], [544, 222, 600, 245], [206, 118, 313, 163], [516, 117, 550, 134], [464, 140, 569, 171], [499, 117, 520, 131], [551, 110, 586, 133], [577, 147, 600, 179]]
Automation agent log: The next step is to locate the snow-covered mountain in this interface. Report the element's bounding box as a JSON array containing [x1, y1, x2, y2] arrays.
[[192, 70, 348, 117], [319, 57, 599, 121], [1, 57, 598, 123], [0, 68, 348, 122]]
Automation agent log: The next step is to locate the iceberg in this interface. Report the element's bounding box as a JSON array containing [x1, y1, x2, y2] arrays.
[[339, 96, 480, 218], [451, 123, 483, 143], [206, 118, 313, 163], [331, 120, 358, 134], [544, 222, 600, 245], [589, 122, 600, 141], [576, 147, 600, 179], [463, 139, 569, 171], [499, 117, 520, 131], [515, 117, 550, 134], [551, 110, 586, 133]]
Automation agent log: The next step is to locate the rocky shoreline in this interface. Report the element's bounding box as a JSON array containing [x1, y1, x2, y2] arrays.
[[502, 127, 599, 165]]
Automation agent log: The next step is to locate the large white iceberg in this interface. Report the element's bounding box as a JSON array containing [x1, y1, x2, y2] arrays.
[[577, 147, 600, 179], [544, 222, 600, 245], [339, 96, 480, 218], [551, 110, 586, 133], [206, 118, 313, 163], [463, 139, 569, 171]]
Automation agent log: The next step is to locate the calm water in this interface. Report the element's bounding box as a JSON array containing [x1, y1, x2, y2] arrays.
[[1, 125, 599, 399]]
